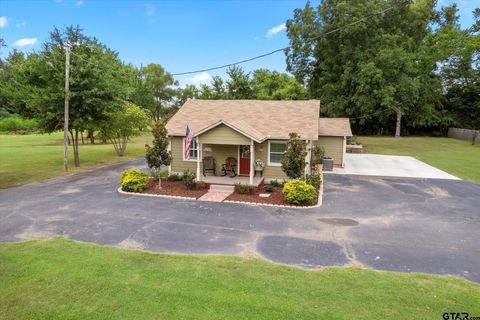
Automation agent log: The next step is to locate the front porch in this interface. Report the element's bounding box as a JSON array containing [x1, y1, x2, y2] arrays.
[[202, 175, 264, 187]]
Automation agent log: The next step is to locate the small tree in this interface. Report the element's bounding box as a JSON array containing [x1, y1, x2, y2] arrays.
[[145, 121, 172, 189], [100, 102, 150, 156], [281, 132, 307, 179]]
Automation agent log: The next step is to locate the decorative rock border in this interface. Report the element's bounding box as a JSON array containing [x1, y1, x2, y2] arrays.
[[117, 173, 324, 209], [224, 178, 323, 209]]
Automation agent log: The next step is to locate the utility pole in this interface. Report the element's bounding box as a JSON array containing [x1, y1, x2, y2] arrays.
[[63, 44, 71, 172]]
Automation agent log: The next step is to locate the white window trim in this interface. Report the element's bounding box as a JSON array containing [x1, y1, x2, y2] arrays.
[[182, 137, 199, 161], [267, 140, 287, 167]]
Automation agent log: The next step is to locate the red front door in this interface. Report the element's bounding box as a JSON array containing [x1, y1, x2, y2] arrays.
[[239, 145, 250, 175]]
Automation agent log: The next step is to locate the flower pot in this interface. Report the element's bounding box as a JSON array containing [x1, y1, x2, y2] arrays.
[[255, 165, 263, 171]]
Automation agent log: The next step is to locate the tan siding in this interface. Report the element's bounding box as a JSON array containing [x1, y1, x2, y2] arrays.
[[314, 136, 344, 165], [198, 124, 250, 145], [202, 144, 238, 175], [255, 140, 288, 180], [170, 137, 197, 173]]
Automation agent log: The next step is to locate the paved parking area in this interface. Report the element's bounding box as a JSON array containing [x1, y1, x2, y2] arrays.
[[332, 153, 460, 180], [1, 159, 479, 282]]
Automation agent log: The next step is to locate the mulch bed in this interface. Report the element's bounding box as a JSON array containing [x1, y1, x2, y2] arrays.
[[225, 182, 292, 206], [142, 179, 209, 199]]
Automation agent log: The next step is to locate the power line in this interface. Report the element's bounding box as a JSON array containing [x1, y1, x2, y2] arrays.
[[68, 0, 406, 77], [171, 2, 404, 76]]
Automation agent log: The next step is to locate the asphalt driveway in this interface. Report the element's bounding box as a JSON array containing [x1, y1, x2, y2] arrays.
[[1, 159, 479, 282]]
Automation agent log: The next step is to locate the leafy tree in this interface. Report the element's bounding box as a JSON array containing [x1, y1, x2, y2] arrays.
[[175, 84, 199, 107], [252, 69, 308, 100], [281, 132, 307, 179], [145, 121, 172, 189], [99, 102, 150, 156], [225, 66, 252, 99], [441, 8, 480, 129], [285, 0, 460, 136], [25, 26, 128, 166], [0, 50, 30, 117], [197, 66, 308, 100], [142, 64, 178, 121], [198, 76, 227, 99]]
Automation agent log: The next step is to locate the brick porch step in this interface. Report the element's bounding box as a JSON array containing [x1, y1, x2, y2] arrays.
[[208, 184, 235, 193]]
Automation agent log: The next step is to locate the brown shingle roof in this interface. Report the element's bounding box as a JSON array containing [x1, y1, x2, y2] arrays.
[[318, 118, 352, 137], [166, 99, 321, 140]]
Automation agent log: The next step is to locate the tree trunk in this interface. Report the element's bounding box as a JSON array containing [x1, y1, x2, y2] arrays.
[[81, 131, 85, 145], [87, 129, 95, 144], [73, 129, 80, 167], [395, 110, 402, 138], [158, 174, 161, 189]]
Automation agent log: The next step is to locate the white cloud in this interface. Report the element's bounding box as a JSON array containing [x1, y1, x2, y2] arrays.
[[13, 38, 38, 47], [0, 16, 8, 28], [76, 0, 84, 6], [266, 23, 286, 38], [189, 72, 212, 85], [16, 21, 27, 28]]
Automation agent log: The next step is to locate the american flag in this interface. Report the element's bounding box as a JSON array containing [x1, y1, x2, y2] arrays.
[[184, 125, 193, 160]]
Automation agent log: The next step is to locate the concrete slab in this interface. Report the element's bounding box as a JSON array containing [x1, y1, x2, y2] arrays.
[[198, 192, 232, 202], [331, 153, 460, 180]]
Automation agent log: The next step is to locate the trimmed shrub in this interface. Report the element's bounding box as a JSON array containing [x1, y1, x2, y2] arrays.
[[263, 184, 274, 193], [120, 169, 148, 192], [0, 116, 38, 132], [282, 180, 317, 205], [182, 170, 196, 189], [305, 172, 322, 190], [167, 173, 182, 181], [269, 179, 285, 187], [234, 183, 256, 195]]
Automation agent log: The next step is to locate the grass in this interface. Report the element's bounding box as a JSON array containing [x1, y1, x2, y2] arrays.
[[0, 238, 479, 320], [0, 131, 150, 189], [358, 136, 480, 183]]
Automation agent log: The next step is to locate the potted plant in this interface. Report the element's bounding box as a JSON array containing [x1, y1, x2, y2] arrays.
[[255, 159, 265, 171], [310, 145, 325, 173]]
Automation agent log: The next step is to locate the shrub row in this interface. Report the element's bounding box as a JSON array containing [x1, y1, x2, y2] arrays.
[[234, 183, 256, 194], [0, 116, 38, 132]]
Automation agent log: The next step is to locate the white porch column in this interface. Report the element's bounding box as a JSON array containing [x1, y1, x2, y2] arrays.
[[196, 136, 201, 181], [305, 140, 312, 176], [249, 139, 254, 185], [167, 137, 172, 175]]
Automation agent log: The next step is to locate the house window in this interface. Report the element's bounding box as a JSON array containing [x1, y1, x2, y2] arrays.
[[183, 138, 199, 161], [268, 141, 287, 166]]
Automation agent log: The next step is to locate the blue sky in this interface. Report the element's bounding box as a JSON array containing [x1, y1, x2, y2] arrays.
[[0, 0, 477, 86]]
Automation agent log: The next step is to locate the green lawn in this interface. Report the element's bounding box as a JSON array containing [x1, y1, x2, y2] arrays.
[[358, 136, 480, 183], [0, 238, 479, 320], [0, 132, 150, 189]]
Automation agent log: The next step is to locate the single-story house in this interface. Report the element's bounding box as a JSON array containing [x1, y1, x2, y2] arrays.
[[165, 99, 352, 184]]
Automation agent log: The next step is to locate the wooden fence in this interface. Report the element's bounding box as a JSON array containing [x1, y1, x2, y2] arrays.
[[448, 127, 479, 143]]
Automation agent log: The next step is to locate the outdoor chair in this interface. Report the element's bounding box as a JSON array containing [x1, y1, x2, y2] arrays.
[[221, 157, 237, 177], [202, 156, 216, 176]]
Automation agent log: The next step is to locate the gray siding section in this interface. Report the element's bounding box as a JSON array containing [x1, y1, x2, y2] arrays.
[[315, 136, 344, 166], [198, 124, 250, 145], [171, 137, 197, 173]]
